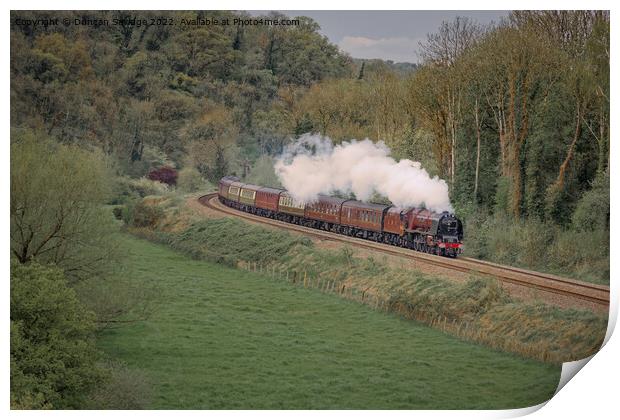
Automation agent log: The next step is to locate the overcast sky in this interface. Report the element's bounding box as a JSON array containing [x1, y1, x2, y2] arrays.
[[255, 10, 509, 63]]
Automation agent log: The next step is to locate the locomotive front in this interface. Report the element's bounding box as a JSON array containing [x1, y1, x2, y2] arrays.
[[436, 212, 463, 256]]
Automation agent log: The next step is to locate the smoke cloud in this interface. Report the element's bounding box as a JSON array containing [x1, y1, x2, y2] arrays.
[[274, 134, 453, 212]]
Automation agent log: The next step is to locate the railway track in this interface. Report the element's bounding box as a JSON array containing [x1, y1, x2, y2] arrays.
[[198, 193, 610, 307]]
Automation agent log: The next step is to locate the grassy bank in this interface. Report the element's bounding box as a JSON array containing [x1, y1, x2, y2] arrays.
[[99, 234, 561, 409], [125, 196, 607, 364]]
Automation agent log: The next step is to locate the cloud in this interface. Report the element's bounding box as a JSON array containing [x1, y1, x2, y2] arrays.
[[338, 36, 423, 63]]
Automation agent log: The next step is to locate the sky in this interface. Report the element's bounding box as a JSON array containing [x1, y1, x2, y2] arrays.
[[253, 10, 509, 63]]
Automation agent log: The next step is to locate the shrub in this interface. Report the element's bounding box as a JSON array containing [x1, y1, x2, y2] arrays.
[[120, 144, 175, 179], [112, 206, 123, 220], [571, 169, 610, 232], [86, 360, 151, 409], [116, 176, 170, 200], [11, 135, 120, 282], [11, 260, 102, 409], [462, 211, 609, 285], [148, 166, 178, 186], [128, 199, 165, 228], [177, 167, 205, 192]]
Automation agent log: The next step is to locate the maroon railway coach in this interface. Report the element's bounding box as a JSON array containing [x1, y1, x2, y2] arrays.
[[216, 177, 463, 257]]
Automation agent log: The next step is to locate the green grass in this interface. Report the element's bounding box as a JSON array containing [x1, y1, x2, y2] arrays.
[[137, 215, 606, 363], [98, 234, 561, 409]]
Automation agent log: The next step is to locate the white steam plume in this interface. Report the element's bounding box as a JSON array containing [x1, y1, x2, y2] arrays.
[[274, 134, 453, 213]]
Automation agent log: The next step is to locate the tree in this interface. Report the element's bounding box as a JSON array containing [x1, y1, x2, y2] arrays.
[[508, 11, 609, 220], [260, 14, 352, 86], [11, 260, 101, 408], [417, 17, 484, 187], [183, 104, 239, 182], [10, 132, 120, 282], [165, 18, 239, 80], [473, 25, 562, 217]]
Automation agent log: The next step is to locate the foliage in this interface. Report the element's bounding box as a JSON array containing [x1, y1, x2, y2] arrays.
[[571, 168, 610, 232], [243, 155, 282, 187], [177, 167, 206, 192], [85, 360, 151, 409], [116, 176, 171, 202], [10, 10, 609, 236], [10, 260, 101, 409], [147, 166, 178, 186], [125, 199, 166, 228], [460, 208, 609, 285], [10, 131, 121, 282], [10, 10, 352, 177]]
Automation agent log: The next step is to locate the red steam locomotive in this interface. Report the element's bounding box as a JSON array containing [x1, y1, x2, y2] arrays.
[[218, 176, 463, 257]]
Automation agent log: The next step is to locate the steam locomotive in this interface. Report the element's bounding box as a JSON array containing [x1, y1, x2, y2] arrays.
[[218, 176, 463, 257]]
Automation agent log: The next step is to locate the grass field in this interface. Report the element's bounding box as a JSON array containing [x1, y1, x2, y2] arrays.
[[98, 234, 561, 409]]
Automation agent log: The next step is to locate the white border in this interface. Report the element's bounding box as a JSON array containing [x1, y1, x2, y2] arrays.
[[3, 1, 618, 419]]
